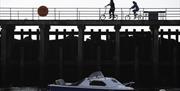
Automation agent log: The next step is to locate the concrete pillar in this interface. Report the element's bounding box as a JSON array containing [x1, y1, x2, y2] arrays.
[[20, 29, 24, 40], [134, 46, 139, 87], [149, 25, 160, 87], [114, 25, 121, 77], [106, 29, 109, 40], [77, 25, 85, 79], [37, 29, 40, 40], [20, 47, 24, 84], [97, 46, 101, 70], [39, 24, 50, 86], [173, 47, 177, 86], [1, 24, 15, 86], [55, 29, 59, 40], [28, 29, 32, 39], [59, 47, 63, 78]]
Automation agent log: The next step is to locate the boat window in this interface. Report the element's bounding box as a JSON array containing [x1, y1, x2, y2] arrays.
[[111, 79, 118, 83], [90, 81, 106, 86]]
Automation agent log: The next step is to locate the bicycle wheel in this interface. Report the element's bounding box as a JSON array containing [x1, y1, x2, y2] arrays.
[[125, 15, 130, 20], [100, 14, 106, 20], [137, 15, 143, 20], [114, 14, 118, 20]]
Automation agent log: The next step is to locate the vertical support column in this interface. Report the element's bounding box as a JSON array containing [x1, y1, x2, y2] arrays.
[[59, 47, 63, 78], [63, 29, 66, 39], [20, 47, 24, 84], [114, 25, 121, 77], [173, 47, 177, 86], [37, 29, 40, 40], [55, 29, 59, 40], [125, 29, 128, 36], [97, 29, 101, 70], [39, 24, 50, 86], [106, 29, 109, 40], [97, 46, 101, 70], [77, 25, 85, 79], [149, 25, 160, 87], [160, 29, 163, 38], [134, 46, 139, 87], [175, 29, 179, 42], [20, 29, 24, 40], [1, 24, 15, 86], [28, 29, 32, 39]]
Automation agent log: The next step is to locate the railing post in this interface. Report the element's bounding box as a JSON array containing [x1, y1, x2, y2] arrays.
[[18, 11, 19, 20], [165, 8, 167, 20], [54, 8, 56, 20], [99, 8, 101, 20], [10, 8, 11, 20], [77, 8, 79, 20], [32, 8, 34, 20], [59, 11, 60, 20], [121, 8, 123, 20], [79, 11, 80, 20], [142, 8, 144, 20]]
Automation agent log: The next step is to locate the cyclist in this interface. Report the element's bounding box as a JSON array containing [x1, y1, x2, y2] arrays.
[[105, 0, 115, 20], [130, 1, 139, 19]]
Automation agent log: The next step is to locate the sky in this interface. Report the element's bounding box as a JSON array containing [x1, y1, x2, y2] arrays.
[[0, 0, 180, 8]]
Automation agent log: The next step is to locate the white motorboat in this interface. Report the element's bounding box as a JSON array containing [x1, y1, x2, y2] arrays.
[[48, 71, 135, 91]]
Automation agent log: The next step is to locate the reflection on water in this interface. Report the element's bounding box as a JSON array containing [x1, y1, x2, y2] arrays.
[[0, 87, 180, 91], [0, 87, 47, 91]]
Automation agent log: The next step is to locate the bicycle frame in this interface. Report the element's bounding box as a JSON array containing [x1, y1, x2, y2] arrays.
[[125, 9, 143, 20], [100, 7, 118, 20]]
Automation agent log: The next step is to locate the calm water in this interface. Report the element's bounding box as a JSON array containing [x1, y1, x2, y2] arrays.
[[0, 87, 180, 91], [0, 87, 47, 91]]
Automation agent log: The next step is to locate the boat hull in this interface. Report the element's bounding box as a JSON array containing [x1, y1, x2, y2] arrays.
[[48, 86, 134, 91]]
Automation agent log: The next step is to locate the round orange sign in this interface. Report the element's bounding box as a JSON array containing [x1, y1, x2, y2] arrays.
[[38, 6, 48, 16]]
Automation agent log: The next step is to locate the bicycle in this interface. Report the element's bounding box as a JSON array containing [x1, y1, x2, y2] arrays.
[[100, 7, 118, 20], [125, 9, 144, 20]]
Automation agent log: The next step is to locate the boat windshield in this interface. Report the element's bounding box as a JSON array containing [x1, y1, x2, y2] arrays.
[[88, 71, 104, 79], [111, 78, 124, 85]]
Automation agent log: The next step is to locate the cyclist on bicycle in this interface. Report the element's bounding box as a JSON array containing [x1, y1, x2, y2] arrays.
[[105, 0, 115, 20], [130, 1, 139, 19]]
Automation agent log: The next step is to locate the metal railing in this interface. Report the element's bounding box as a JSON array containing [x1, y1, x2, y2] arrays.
[[0, 7, 180, 20]]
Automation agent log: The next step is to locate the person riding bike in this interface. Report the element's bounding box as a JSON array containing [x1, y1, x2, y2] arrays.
[[130, 1, 139, 19], [105, 0, 115, 20]]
